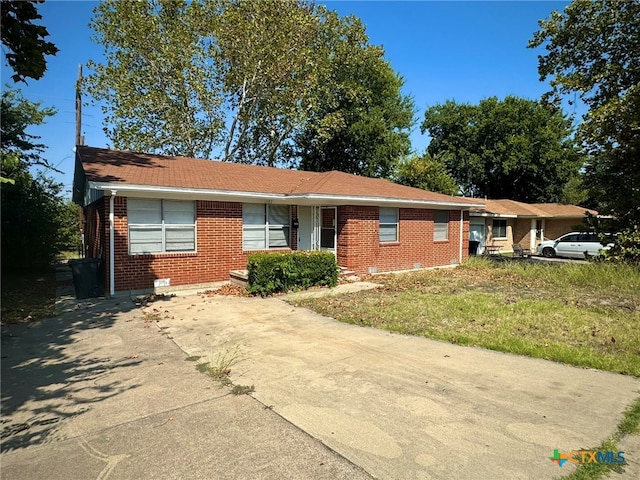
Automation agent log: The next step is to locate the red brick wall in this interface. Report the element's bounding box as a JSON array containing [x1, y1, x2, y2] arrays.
[[110, 198, 300, 292], [88, 197, 471, 293], [337, 206, 468, 275]]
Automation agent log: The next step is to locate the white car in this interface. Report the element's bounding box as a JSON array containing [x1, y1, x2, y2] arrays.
[[537, 232, 611, 259]]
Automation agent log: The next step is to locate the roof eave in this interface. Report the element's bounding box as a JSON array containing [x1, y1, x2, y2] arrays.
[[88, 182, 485, 209]]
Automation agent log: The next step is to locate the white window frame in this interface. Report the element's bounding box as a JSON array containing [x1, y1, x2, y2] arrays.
[[242, 204, 291, 250], [492, 219, 508, 240], [379, 207, 399, 243], [434, 210, 449, 241], [128, 199, 196, 254]]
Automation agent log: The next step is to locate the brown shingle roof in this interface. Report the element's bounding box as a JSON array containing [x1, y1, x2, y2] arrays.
[[471, 199, 597, 218], [77, 146, 480, 205]]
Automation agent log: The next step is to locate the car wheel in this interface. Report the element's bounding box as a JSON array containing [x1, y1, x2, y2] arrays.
[[542, 247, 556, 258]]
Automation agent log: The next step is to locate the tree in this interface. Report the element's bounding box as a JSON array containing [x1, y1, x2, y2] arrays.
[[213, 0, 330, 166], [1, 161, 67, 271], [421, 96, 584, 202], [86, 0, 329, 163], [85, 0, 412, 171], [85, 0, 225, 159], [295, 11, 414, 177], [1, 89, 57, 183], [1, 89, 75, 270], [394, 153, 458, 195], [1, 0, 59, 83], [529, 0, 640, 227]]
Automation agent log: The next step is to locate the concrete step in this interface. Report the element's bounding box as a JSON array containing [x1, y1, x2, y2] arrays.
[[229, 269, 248, 287]]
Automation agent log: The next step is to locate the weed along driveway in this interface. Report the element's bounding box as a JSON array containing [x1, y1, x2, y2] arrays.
[[156, 292, 640, 480]]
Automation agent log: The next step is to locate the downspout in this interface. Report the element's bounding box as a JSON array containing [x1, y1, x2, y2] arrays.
[[459, 209, 464, 264], [109, 191, 117, 297]]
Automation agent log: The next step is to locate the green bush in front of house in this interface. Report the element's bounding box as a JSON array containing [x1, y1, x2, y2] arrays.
[[247, 251, 338, 296]]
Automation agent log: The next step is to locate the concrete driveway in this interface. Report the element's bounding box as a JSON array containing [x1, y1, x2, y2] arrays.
[[1, 295, 370, 480], [154, 292, 640, 480]]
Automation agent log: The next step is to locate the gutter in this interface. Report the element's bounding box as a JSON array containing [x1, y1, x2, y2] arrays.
[[89, 182, 485, 210], [109, 190, 116, 297]]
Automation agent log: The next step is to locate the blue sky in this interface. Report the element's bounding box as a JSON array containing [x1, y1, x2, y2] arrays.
[[2, 0, 572, 197]]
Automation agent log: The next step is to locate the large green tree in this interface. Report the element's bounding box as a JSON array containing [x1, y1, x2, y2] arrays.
[[529, 0, 640, 226], [213, 0, 329, 166], [295, 11, 414, 177], [421, 96, 583, 202], [85, 0, 225, 158], [85, 0, 412, 171], [1, 89, 71, 271], [1, 89, 57, 183], [394, 153, 458, 196], [1, 0, 58, 83]]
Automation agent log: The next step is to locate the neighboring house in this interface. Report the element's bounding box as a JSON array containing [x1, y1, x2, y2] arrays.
[[469, 199, 598, 254], [72, 146, 484, 296]]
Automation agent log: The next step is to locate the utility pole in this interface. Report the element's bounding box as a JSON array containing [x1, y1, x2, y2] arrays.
[[75, 64, 83, 146]]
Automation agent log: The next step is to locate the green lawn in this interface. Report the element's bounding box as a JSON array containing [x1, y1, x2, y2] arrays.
[[291, 257, 640, 376]]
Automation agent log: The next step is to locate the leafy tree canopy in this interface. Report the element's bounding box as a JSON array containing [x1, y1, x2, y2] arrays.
[[394, 153, 458, 196], [85, 0, 413, 172], [421, 96, 584, 202], [1, 0, 59, 83], [295, 11, 414, 177], [85, 0, 225, 159], [1, 89, 57, 183], [529, 0, 640, 226]]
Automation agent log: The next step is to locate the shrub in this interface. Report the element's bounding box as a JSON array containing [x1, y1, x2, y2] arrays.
[[247, 251, 338, 296]]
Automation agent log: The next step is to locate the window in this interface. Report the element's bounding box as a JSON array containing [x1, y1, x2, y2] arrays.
[[128, 199, 195, 254], [379, 207, 398, 242], [492, 219, 507, 239], [434, 211, 449, 241], [243, 204, 290, 250]]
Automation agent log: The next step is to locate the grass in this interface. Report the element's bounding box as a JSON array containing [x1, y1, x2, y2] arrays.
[[559, 396, 640, 479], [291, 257, 640, 376], [195, 346, 254, 394], [1, 270, 59, 324]]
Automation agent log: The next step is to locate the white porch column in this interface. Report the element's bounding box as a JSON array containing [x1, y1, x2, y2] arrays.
[[530, 219, 537, 251]]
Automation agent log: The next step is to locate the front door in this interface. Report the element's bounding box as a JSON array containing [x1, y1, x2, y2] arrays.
[[470, 221, 486, 255], [297, 206, 312, 250]]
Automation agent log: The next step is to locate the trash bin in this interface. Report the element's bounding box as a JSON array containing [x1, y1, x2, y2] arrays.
[[69, 258, 103, 299], [469, 240, 480, 255]]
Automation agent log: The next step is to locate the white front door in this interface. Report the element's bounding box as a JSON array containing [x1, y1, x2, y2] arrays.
[[297, 206, 312, 250], [470, 221, 486, 255]]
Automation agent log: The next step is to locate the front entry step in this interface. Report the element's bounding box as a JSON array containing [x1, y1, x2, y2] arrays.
[[339, 266, 360, 282], [229, 269, 248, 287]]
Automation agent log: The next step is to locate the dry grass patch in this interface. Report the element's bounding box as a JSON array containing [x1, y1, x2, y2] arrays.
[[292, 258, 640, 376]]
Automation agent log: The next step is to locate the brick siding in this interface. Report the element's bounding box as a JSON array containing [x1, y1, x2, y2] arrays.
[[337, 206, 468, 275], [85, 197, 470, 293]]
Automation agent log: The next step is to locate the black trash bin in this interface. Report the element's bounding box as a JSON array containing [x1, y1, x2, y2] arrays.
[[69, 258, 103, 299], [469, 240, 480, 256]]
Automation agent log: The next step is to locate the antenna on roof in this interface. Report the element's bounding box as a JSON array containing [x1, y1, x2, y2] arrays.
[[75, 65, 84, 146]]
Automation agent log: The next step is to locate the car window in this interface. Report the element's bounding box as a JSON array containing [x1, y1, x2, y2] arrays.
[[579, 233, 598, 242], [558, 234, 579, 242]]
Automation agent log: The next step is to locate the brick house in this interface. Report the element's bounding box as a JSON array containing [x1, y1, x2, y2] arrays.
[[73, 146, 483, 296], [469, 199, 598, 254]]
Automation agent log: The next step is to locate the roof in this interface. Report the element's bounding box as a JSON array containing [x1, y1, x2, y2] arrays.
[[74, 146, 483, 208], [470, 199, 597, 218]]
